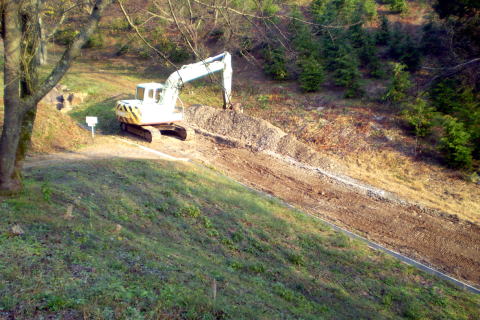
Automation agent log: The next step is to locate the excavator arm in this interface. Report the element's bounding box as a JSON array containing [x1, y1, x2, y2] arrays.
[[158, 52, 232, 111]]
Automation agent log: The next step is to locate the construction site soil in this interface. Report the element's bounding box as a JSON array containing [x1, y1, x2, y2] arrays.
[[26, 106, 480, 288]]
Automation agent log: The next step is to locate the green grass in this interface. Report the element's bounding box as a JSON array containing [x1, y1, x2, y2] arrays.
[[0, 159, 478, 319], [61, 71, 132, 134]]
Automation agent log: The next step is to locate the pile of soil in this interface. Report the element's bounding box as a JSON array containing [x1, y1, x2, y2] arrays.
[[185, 105, 334, 169]]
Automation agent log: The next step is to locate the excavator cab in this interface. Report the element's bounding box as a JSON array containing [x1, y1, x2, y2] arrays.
[[135, 83, 164, 104]]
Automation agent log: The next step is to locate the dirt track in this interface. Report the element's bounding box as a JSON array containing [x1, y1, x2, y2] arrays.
[[25, 131, 480, 288]]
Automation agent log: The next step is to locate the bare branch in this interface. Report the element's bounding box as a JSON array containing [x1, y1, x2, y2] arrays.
[[117, 0, 178, 69], [27, 0, 114, 105], [422, 58, 480, 89], [190, 0, 363, 29]]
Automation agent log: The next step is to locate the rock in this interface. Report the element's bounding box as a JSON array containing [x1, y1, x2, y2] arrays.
[[318, 118, 329, 127], [40, 85, 87, 111], [316, 106, 325, 111], [64, 204, 74, 220], [41, 86, 62, 105], [10, 224, 24, 236], [67, 92, 88, 106], [231, 102, 243, 113]]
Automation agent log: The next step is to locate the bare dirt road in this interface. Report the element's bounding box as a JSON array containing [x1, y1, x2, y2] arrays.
[[25, 129, 480, 289]]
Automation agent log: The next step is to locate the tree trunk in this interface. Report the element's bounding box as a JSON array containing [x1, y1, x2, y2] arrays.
[[0, 108, 25, 194], [0, 1, 25, 194]]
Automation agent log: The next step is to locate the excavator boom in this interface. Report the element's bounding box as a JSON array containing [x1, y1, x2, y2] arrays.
[[159, 52, 232, 111]]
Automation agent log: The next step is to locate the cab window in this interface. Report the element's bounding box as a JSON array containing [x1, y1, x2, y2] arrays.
[[155, 89, 162, 102], [148, 89, 154, 99], [136, 87, 145, 100]]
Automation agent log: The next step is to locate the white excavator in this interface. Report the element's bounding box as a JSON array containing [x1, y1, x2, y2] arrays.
[[115, 51, 232, 142]]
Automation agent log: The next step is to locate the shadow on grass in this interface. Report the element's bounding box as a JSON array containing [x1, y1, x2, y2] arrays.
[[70, 95, 133, 134]]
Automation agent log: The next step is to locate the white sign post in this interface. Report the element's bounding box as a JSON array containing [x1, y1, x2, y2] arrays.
[[86, 116, 98, 139]]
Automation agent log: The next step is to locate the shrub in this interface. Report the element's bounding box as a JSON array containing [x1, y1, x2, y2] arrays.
[[401, 98, 437, 137], [298, 55, 325, 92], [83, 32, 104, 49], [115, 43, 130, 56], [109, 18, 131, 32], [389, 0, 408, 13], [168, 46, 190, 63], [439, 116, 473, 168], [263, 46, 289, 80], [383, 63, 411, 103], [153, 37, 191, 63], [53, 29, 79, 46]]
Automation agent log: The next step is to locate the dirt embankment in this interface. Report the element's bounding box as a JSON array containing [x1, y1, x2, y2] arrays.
[[186, 105, 334, 169]]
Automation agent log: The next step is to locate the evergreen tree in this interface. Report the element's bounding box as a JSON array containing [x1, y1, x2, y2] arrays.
[[376, 15, 390, 45], [430, 79, 480, 158], [421, 22, 448, 56], [368, 55, 385, 78], [400, 35, 422, 72], [289, 7, 320, 58], [321, 34, 341, 71], [311, 0, 377, 26], [357, 33, 385, 78], [348, 23, 366, 49], [263, 46, 289, 80], [387, 26, 406, 59], [298, 55, 325, 92], [332, 44, 363, 97], [383, 63, 411, 103], [439, 116, 473, 168], [401, 98, 437, 137]]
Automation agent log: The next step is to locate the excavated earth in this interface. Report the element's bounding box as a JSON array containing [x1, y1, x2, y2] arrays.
[[26, 105, 480, 288]]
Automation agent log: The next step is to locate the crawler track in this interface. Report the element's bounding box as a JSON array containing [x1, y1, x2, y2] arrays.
[[120, 123, 195, 142]]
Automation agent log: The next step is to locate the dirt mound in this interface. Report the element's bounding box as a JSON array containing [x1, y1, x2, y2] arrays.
[[185, 105, 333, 169], [30, 103, 90, 153]]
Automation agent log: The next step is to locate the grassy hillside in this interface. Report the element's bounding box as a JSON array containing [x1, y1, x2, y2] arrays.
[[0, 159, 478, 319]]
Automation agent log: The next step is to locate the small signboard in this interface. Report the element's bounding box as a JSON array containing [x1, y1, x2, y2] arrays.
[[86, 116, 98, 138], [86, 116, 98, 126]]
